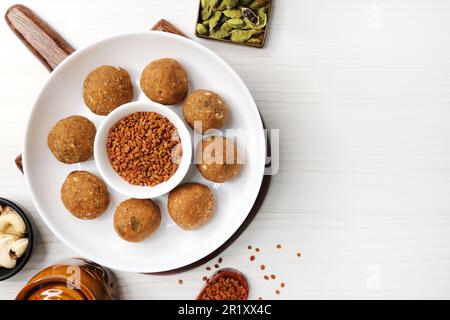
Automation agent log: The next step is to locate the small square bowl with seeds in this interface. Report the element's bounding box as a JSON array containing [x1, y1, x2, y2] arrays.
[[195, 0, 272, 48]]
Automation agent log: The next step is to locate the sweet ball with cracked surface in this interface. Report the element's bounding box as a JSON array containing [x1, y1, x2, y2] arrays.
[[183, 89, 229, 133], [114, 198, 161, 243], [47, 115, 96, 164], [60, 171, 110, 220], [196, 136, 242, 183], [83, 65, 134, 116], [167, 183, 215, 230], [140, 58, 189, 105]]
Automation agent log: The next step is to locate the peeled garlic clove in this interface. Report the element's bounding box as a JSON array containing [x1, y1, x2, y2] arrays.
[[11, 238, 29, 258], [0, 210, 26, 237]]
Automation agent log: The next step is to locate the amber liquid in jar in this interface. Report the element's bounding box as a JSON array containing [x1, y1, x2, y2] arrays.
[[16, 258, 118, 300]]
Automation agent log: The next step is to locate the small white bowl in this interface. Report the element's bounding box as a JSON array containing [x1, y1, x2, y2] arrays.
[[94, 101, 192, 199]]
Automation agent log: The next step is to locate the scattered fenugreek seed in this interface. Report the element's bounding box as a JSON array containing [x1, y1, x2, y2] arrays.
[[250, 256, 255, 262]]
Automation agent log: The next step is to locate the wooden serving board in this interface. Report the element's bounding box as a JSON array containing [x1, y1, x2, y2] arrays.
[[4, 4, 271, 274]]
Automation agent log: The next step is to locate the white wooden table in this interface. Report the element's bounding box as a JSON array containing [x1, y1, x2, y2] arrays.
[[1, 0, 450, 300]]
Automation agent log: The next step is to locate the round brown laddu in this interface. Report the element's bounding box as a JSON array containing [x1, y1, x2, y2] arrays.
[[114, 198, 161, 242], [47, 115, 96, 164], [183, 89, 229, 133], [167, 183, 215, 230], [61, 171, 110, 220], [140, 58, 188, 105], [83, 65, 134, 115], [196, 136, 242, 183]]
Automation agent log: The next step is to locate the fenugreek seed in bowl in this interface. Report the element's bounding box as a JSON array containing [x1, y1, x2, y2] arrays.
[[94, 101, 192, 199], [106, 112, 182, 187]]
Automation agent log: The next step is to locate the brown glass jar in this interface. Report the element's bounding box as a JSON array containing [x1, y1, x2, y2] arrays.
[[16, 258, 118, 300]]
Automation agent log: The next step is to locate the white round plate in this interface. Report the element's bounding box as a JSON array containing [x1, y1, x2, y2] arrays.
[[24, 31, 266, 273]]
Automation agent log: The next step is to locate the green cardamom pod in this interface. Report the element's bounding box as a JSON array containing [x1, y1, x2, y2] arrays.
[[227, 18, 245, 29], [223, 9, 242, 18], [243, 9, 267, 30], [239, 0, 254, 6], [227, 0, 239, 9], [242, 7, 259, 25], [202, 8, 212, 21], [196, 23, 209, 35], [230, 29, 256, 43], [210, 23, 233, 39], [258, 5, 269, 14], [209, 0, 220, 8], [218, 0, 238, 10], [246, 37, 261, 44], [249, 0, 269, 10], [217, 0, 227, 10], [209, 11, 222, 31]]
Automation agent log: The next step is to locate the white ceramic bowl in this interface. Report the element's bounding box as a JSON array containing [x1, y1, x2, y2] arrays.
[[94, 101, 192, 199]]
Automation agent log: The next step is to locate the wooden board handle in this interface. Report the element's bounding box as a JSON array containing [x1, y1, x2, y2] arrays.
[[151, 19, 188, 38], [5, 4, 75, 72]]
